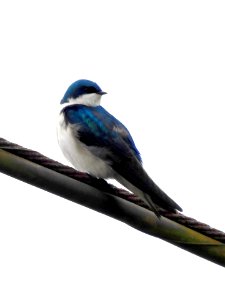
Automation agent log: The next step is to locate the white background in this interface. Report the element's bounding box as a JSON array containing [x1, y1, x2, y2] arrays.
[[0, 1, 224, 299]]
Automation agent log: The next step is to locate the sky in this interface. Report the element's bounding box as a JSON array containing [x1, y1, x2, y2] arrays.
[[0, 0, 225, 299]]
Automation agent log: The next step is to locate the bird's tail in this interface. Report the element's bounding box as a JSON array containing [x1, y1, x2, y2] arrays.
[[115, 173, 182, 217], [115, 175, 161, 217]]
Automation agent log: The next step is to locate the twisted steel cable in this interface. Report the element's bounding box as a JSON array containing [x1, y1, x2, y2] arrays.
[[0, 137, 225, 243]]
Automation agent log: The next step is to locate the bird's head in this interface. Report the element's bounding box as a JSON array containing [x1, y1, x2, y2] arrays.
[[60, 79, 107, 107]]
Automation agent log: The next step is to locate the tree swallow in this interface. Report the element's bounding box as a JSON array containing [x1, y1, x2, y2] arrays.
[[57, 79, 182, 216]]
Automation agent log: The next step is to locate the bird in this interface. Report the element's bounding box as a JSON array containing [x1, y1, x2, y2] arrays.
[[57, 79, 182, 216]]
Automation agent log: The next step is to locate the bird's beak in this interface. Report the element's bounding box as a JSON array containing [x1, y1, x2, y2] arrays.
[[97, 91, 107, 95]]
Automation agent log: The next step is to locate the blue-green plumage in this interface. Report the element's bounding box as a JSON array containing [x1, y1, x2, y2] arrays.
[[58, 79, 183, 215], [63, 104, 142, 162]]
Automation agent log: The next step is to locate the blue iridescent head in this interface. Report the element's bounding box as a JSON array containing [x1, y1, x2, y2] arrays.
[[61, 79, 106, 104]]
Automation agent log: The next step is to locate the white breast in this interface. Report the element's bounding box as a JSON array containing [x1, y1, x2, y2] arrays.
[[57, 112, 114, 178]]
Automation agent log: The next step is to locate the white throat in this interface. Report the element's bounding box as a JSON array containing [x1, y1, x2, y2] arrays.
[[60, 93, 101, 110]]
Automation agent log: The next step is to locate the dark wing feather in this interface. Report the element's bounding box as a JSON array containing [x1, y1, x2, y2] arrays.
[[64, 105, 182, 212], [64, 105, 141, 161]]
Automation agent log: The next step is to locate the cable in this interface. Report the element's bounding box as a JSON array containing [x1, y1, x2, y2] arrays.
[[0, 137, 224, 243]]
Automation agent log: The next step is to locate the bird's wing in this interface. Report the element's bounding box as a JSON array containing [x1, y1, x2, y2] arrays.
[[64, 104, 141, 161], [64, 105, 182, 212]]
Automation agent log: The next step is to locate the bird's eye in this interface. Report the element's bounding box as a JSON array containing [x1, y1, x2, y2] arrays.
[[83, 86, 97, 93]]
